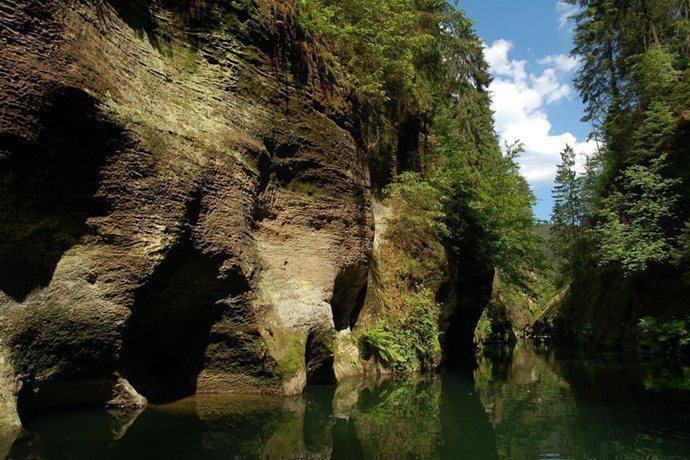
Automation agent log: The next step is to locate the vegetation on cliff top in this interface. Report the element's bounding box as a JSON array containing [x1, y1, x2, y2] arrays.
[[296, 0, 541, 280], [291, 0, 544, 365]]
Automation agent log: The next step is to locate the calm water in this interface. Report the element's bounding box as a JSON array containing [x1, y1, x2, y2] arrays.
[[7, 341, 690, 459]]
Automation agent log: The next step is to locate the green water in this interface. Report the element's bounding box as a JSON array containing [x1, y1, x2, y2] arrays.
[[7, 341, 690, 459]]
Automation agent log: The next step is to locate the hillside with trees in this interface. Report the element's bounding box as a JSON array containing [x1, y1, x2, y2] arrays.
[[538, 0, 690, 359]]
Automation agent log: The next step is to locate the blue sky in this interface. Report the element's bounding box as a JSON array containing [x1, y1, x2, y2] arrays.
[[460, 0, 593, 220]]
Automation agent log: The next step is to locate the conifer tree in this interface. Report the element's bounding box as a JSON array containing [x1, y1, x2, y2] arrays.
[[558, 0, 689, 281], [551, 144, 584, 274]]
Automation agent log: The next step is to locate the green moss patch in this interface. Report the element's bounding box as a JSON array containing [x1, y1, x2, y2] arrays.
[[286, 180, 332, 200]]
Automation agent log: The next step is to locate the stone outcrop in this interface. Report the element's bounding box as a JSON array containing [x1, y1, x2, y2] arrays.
[[0, 0, 371, 416], [0, 0, 492, 429], [0, 345, 21, 459]]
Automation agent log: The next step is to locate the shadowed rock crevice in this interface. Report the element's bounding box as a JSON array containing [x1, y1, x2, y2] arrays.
[[440, 244, 495, 367], [0, 87, 118, 301], [305, 330, 336, 385], [331, 266, 369, 331], [103, 0, 157, 37], [123, 241, 249, 402], [395, 116, 423, 174]]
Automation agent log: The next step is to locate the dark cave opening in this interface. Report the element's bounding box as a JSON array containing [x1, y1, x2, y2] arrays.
[[440, 245, 495, 367], [0, 87, 117, 301], [330, 266, 368, 331], [305, 330, 336, 385], [123, 243, 249, 402]]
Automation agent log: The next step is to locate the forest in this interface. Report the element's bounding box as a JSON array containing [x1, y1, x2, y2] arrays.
[[539, 0, 690, 358], [296, 0, 690, 361]]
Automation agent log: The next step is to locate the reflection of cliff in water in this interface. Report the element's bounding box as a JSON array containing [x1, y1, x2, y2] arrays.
[[438, 372, 499, 459], [9, 374, 498, 459], [10, 342, 689, 458], [550, 347, 690, 458]]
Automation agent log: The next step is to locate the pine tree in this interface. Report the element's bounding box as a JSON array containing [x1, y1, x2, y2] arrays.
[[551, 144, 584, 275]]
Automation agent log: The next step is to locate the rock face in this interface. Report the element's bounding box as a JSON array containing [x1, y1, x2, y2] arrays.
[[0, 0, 371, 414], [0, 346, 21, 459], [441, 244, 495, 365], [0, 0, 492, 427]]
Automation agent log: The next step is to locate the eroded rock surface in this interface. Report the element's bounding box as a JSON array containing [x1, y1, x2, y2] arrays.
[[0, 0, 371, 418], [0, 346, 21, 459], [0, 0, 493, 430]]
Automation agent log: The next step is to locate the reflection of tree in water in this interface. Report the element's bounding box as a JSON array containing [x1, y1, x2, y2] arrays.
[[475, 340, 690, 459], [474, 341, 580, 458], [11, 346, 690, 458], [12, 375, 489, 458], [333, 375, 499, 459], [337, 377, 443, 458]]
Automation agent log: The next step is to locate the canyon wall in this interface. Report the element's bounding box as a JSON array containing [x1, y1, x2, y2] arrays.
[[0, 0, 492, 433]]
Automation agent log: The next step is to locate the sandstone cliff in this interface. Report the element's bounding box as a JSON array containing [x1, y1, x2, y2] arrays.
[[0, 0, 491, 435]]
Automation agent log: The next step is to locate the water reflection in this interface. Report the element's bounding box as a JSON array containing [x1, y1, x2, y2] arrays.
[[7, 341, 690, 459], [476, 341, 690, 458]]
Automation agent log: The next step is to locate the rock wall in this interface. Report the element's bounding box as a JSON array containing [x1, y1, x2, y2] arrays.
[[0, 345, 21, 459], [440, 244, 495, 365], [0, 0, 371, 417], [0, 0, 493, 429]]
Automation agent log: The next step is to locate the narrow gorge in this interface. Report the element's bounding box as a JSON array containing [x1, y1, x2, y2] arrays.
[[4, 1, 689, 457]]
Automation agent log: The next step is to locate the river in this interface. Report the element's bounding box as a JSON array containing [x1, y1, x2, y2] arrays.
[[6, 340, 690, 459]]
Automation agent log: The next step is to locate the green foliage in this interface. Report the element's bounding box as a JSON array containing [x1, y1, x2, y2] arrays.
[[594, 155, 681, 275], [384, 172, 448, 250], [432, 110, 543, 287], [359, 290, 441, 372], [381, 173, 448, 294], [638, 315, 690, 357], [474, 314, 493, 340], [554, 1, 690, 284], [295, 0, 489, 113], [296, 0, 423, 105], [474, 313, 508, 344]]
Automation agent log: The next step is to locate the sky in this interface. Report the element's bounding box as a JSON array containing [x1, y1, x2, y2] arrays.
[[460, 0, 594, 220]]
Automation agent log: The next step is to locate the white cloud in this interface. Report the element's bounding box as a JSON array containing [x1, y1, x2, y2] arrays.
[[556, 1, 578, 29], [538, 54, 580, 73], [484, 40, 595, 184], [484, 39, 527, 81]]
